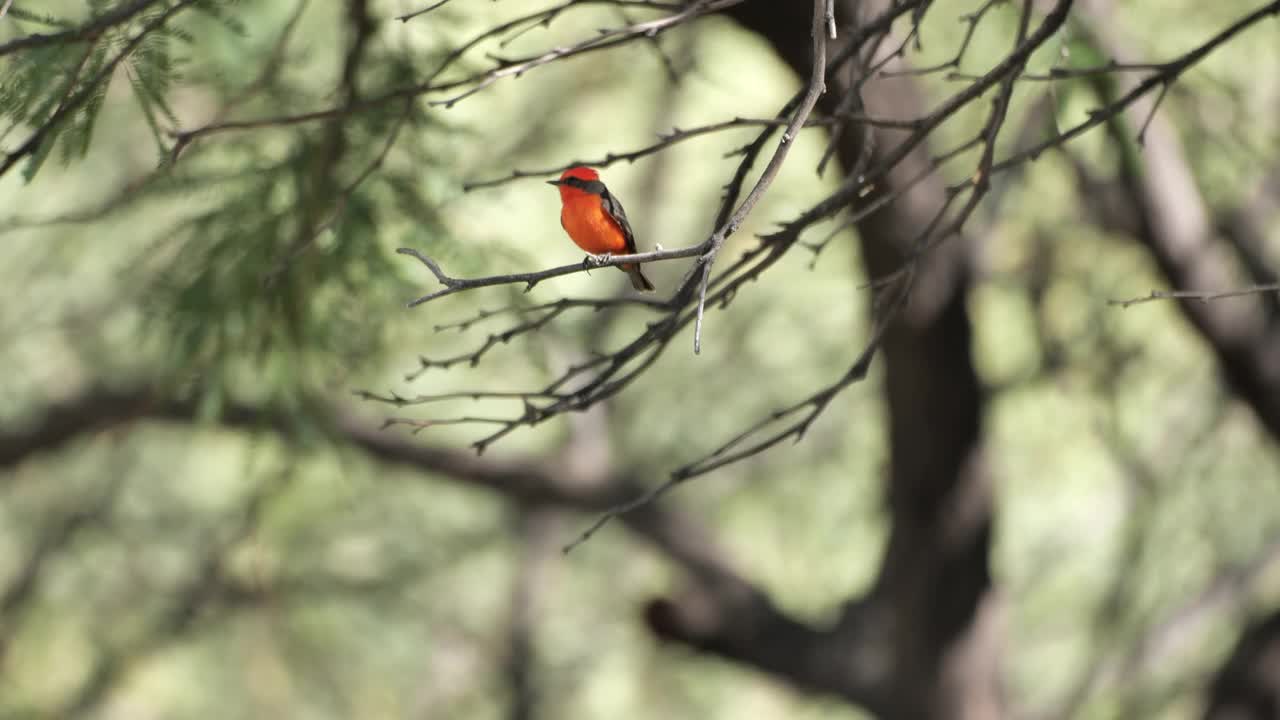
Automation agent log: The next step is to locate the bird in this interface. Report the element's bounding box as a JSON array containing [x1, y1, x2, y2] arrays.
[[547, 166, 655, 292]]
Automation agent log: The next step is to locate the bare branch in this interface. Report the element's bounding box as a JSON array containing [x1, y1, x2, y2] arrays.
[[396, 244, 705, 306], [882, 0, 1003, 79], [947, 60, 1170, 82], [1109, 284, 1280, 308], [687, 0, 829, 353], [429, 0, 744, 108], [462, 115, 838, 192], [395, 0, 457, 22]]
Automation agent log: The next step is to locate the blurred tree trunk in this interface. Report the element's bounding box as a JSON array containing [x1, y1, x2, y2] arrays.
[[1204, 610, 1280, 720], [726, 3, 999, 719]]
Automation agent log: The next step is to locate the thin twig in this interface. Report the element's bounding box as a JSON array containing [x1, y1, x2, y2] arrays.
[[396, 0, 455, 22], [167, 0, 918, 152], [429, 0, 742, 108], [1135, 80, 1169, 145], [946, 61, 1171, 82], [1109, 284, 1280, 308], [882, 0, 1002, 78], [689, 0, 829, 353], [463, 116, 838, 191]]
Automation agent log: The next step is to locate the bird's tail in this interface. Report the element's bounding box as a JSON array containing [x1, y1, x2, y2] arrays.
[[623, 264, 655, 293]]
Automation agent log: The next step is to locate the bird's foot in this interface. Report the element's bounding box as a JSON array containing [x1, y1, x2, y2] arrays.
[[583, 252, 612, 269]]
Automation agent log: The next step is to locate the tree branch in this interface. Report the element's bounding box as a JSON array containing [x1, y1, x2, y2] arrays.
[[0, 0, 163, 57], [396, 245, 704, 306], [1110, 284, 1280, 308]]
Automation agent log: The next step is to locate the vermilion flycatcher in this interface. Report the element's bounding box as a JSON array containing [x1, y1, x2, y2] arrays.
[[547, 166, 655, 292]]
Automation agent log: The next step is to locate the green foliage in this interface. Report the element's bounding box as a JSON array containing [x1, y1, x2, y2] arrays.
[[1, 1, 452, 412], [156, 142, 406, 395], [5, 7, 75, 28], [0, 2, 235, 182], [191, 0, 250, 38], [125, 20, 182, 156], [146, 79, 449, 412], [0, 41, 103, 180]]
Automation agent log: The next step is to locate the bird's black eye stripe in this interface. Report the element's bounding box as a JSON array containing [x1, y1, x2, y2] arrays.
[[563, 177, 606, 195]]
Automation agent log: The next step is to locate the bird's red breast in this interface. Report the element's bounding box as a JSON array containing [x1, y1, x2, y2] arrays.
[[559, 194, 630, 255]]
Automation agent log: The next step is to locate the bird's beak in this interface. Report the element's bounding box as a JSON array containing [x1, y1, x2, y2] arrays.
[[546, 179, 563, 186]]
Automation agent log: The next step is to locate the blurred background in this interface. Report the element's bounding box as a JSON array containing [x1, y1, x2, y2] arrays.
[[1, 1, 1279, 718]]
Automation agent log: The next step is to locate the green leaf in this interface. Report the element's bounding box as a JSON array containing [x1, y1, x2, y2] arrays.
[[23, 131, 57, 183]]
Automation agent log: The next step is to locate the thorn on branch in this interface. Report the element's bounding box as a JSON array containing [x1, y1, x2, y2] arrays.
[[1136, 81, 1171, 146]]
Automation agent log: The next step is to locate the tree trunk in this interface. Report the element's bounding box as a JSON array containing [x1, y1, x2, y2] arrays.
[[726, 3, 1000, 718], [1205, 610, 1280, 720]]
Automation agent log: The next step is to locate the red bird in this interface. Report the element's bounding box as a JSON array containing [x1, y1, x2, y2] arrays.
[[547, 166, 655, 292]]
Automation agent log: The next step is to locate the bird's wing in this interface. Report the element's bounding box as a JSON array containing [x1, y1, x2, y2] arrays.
[[599, 188, 639, 255]]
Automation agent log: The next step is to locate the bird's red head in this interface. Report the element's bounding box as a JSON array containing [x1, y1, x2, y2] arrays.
[[560, 166, 599, 183], [548, 166, 601, 199]]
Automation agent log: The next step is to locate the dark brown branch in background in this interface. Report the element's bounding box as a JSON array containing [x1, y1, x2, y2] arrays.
[[0, 385, 748, 608], [2, 383, 892, 710], [0, 384, 886, 712]]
